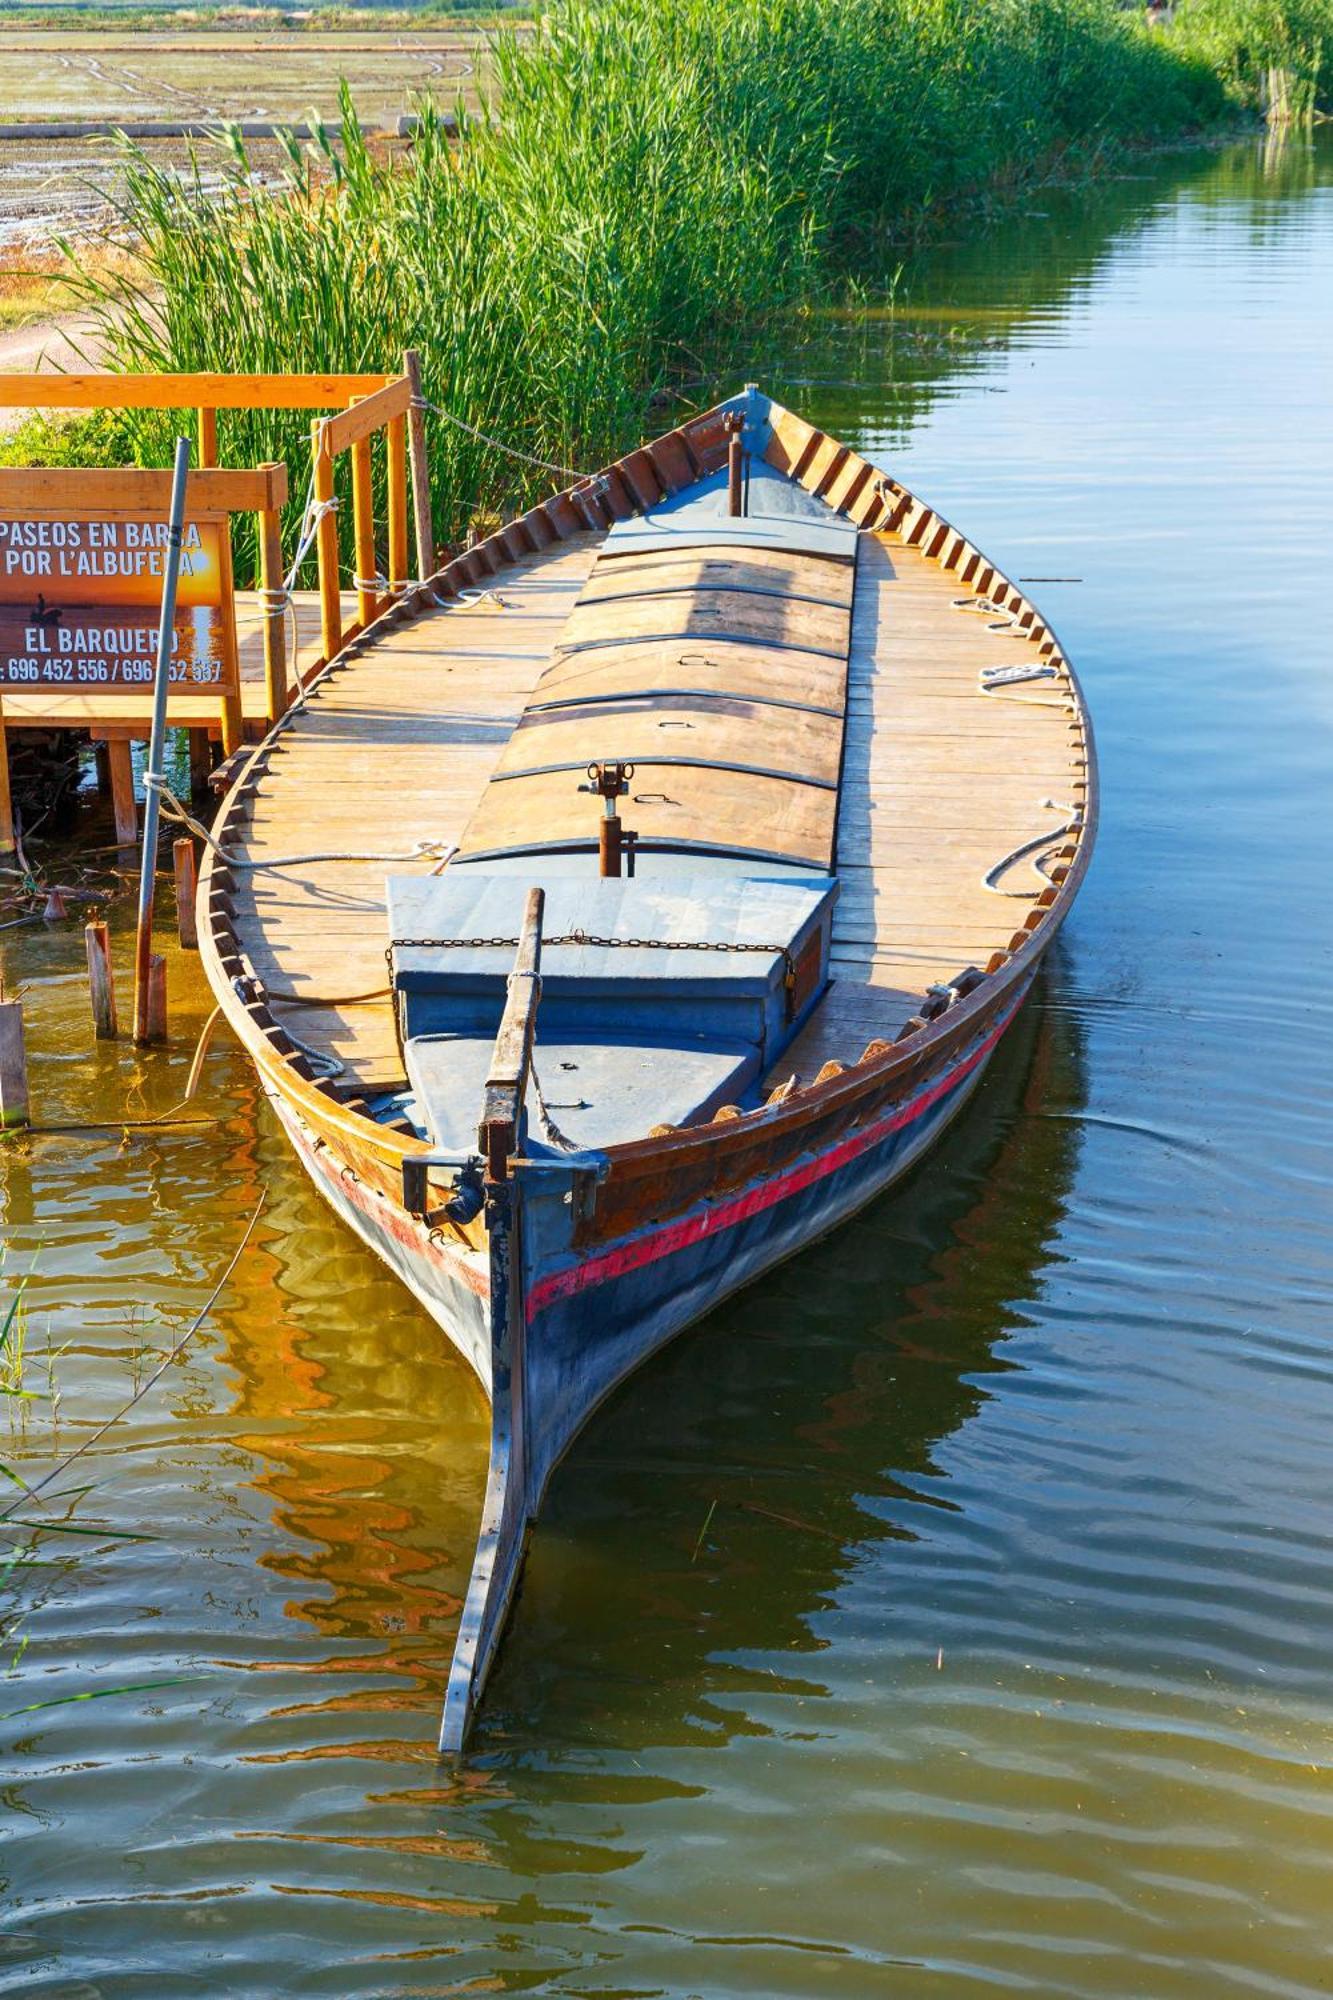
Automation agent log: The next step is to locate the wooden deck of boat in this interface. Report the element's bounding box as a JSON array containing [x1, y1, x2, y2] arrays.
[[225, 525, 1080, 1101]]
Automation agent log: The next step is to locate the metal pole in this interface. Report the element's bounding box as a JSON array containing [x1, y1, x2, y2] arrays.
[[133, 433, 192, 1046]]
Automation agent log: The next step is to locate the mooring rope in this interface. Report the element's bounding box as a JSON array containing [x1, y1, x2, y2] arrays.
[[142, 774, 457, 877], [0, 1196, 266, 1523], [411, 393, 593, 483], [527, 1060, 580, 1154]]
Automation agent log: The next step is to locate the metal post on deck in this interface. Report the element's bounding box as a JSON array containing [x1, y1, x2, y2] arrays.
[[132, 433, 192, 1047], [725, 411, 746, 517]]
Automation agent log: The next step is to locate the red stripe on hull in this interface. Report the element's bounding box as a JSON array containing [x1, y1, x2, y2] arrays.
[[528, 995, 1024, 1317]]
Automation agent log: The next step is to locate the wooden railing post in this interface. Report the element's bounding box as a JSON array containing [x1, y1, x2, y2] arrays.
[[403, 349, 434, 581], [311, 418, 342, 664], [386, 411, 409, 598], [257, 501, 288, 720], [215, 515, 244, 756], [349, 403, 378, 629], [197, 405, 218, 468]]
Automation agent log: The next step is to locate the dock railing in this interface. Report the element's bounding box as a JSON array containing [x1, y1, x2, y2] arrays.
[[308, 372, 415, 663], [0, 364, 434, 855]]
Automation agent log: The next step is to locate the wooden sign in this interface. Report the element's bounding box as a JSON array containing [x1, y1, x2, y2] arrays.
[[0, 512, 237, 693]]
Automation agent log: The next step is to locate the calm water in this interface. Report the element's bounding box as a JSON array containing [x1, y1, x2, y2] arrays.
[[3, 133, 1332, 1996]]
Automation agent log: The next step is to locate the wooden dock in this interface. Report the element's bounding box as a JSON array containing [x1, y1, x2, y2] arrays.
[[0, 366, 431, 853]]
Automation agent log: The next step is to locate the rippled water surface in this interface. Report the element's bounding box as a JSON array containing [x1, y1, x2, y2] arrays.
[[2, 133, 1332, 1996]]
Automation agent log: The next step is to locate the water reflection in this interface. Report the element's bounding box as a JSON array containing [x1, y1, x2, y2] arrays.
[[488, 971, 1085, 1753]]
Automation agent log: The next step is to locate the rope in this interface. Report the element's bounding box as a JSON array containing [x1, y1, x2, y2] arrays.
[[253, 469, 340, 717], [271, 1016, 345, 1079], [142, 774, 457, 876], [979, 661, 1072, 711], [0, 1197, 265, 1525], [528, 1060, 579, 1154], [411, 393, 594, 483], [267, 986, 390, 1007], [982, 800, 1080, 897]]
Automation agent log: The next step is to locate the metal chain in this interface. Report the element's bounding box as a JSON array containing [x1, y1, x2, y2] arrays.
[[386, 931, 794, 975]]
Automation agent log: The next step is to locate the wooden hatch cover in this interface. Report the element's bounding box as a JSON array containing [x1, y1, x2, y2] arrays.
[[452, 470, 859, 873]]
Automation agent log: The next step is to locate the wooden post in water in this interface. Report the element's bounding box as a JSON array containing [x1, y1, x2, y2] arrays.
[[173, 838, 198, 949], [143, 953, 167, 1043], [132, 433, 192, 1047], [0, 996, 29, 1129], [187, 729, 212, 804], [403, 349, 435, 582], [86, 920, 117, 1039]]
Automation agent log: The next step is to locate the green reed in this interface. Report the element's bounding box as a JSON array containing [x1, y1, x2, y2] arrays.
[[25, 0, 1332, 568]]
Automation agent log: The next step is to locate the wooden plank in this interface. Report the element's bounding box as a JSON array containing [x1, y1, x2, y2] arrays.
[[217, 539, 596, 1092], [578, 547, 855, 609], [0, 463, 288, 515], [479, 887, 544, 1178], [561, 588, 847, 657], [532, 638, 847, 713], [455, 759, 838, 868], [319, 377, 413, 458], [493, 694, 845, 787], [0, 373, 389, 412]]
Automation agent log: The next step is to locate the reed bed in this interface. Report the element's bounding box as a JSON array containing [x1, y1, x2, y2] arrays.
[[18, 0, 1333, 563]]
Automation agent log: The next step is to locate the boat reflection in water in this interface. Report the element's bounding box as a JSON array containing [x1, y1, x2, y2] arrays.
[[220, 960, 1084, 1755]]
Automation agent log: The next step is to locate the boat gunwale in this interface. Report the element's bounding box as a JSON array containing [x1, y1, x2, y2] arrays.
[[196, 392, 1097, 1201]]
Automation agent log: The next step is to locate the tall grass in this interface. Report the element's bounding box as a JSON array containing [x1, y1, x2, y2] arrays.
[[29, 0, 1332, 564], [1172, 0, 1330, 114]]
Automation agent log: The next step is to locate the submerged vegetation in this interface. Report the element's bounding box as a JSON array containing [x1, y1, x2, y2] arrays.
[[14, 0, 1333, 551]]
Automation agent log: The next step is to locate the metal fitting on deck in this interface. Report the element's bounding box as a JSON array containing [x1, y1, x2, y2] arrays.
[[579, 761, 638, 877]]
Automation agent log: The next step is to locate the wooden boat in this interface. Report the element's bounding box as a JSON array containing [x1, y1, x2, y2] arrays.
[[197, 389, 1096, 1750]]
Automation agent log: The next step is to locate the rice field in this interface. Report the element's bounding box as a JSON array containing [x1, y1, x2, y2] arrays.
[[0, 27, 489, 250]]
